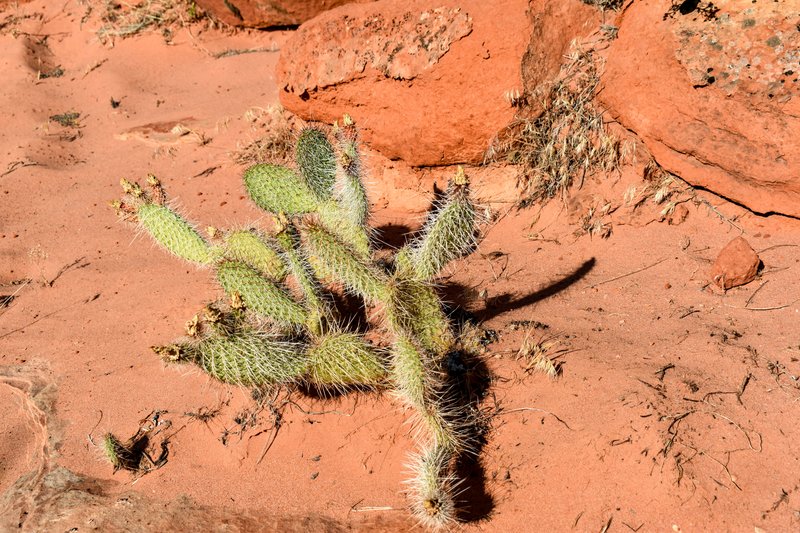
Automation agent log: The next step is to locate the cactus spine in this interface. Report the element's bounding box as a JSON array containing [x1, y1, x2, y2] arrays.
[[115, 117, 482, 529]]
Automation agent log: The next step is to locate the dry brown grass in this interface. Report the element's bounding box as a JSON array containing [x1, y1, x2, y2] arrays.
[[517, 333, 564, 379], [624, 159, 686, 217], [625, 159, 742, 230], [581, 0, 624, 11], [95, 0, 206, 43], [231, 106, 298, 166], [489, 46, 626, 207]]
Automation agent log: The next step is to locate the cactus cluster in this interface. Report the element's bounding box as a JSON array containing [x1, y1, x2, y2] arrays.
[[113, 116, 481, 528]]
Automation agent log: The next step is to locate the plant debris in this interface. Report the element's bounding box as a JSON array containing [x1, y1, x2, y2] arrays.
[[489, 46, 625, 207], [49, 112, 81, 127]]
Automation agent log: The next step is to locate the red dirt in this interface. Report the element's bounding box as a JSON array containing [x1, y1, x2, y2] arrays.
[[2, 2, 800, 532]]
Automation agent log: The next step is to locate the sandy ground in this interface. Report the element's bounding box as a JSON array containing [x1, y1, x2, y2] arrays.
[[2, 2, 800, 531]]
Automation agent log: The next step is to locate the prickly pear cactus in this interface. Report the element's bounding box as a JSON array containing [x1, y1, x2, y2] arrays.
[[113, 116, 484, 529]]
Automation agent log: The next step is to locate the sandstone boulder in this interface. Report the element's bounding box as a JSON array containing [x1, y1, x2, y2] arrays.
[[276, 0, 599, 166], [194, 0, 370, 28], [521, 0, 599, 102], [600, 0, 800, 218]]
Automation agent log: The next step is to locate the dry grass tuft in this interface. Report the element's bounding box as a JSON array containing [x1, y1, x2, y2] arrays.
[[231, 106, 298, 166], [624, 159, 686, 218], [96, 0, 206, 43], [582, 0, 625, 11], [517, 334, 564, 379], [624, 159, 742, 230], [576, 202, 613, 239], [489, 46, 626, 207]]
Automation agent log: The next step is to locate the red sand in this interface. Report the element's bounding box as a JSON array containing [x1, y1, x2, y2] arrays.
[[2, 2, 800, 531]]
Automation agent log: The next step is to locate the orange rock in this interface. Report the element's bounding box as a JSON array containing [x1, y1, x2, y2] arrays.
[[667, 203, 689, 225], [194, 0, 369, 28], [277, 0, 598, 166], [600, 1, 800, 218], [521, 0, 599, 106], [710, 237, 761, 290]]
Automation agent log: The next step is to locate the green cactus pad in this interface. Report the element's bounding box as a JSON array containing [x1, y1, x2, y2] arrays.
[[216, 261, 307, 326], [178, 332, 307, 386], [101, 433, 127, 471], [336, 171, 370, 228], [333, 120, 370, 228], [243, 164, 320, 215], [223, 230, 287, 281], [387, 278, 453, 356], [317, 201, 371, 259], [409, 172, 476, 280], [296, 127, 336, 200], [390, 335, 462, 452], [305, 332, 387, 388], [137, 203, 214, 264], [390, 335, 430, 411], [275, 223, 332, 335], [301, 223, 388, 303]]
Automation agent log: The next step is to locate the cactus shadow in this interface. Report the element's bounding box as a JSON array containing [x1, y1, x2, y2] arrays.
[[444, 338, 495, 523], [328, 291, 371, 334], [472, 257, 597, 321], [296, 381, 384, 400], [455, 453, 494, 523], [372, 223, 413, 251]]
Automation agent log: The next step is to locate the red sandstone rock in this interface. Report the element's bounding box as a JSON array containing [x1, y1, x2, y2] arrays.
[[521, 0, 599, 102], [194, 0, 369, 28], [600, 0, 800, 218], [276, 0, 598, 166], [710, 237, 761, 290]]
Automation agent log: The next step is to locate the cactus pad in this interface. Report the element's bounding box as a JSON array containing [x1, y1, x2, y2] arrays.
[[296, 127, 337, 200], [137, 203, 214, 264], [176, 332, 307, 386], [223, 229, 287, 281], [216, 261, 307, 326], [305, 332, 387, 388], [244, 164, 320, 215]]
